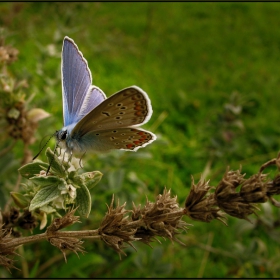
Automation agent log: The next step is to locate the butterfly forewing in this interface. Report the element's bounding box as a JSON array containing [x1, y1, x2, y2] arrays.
[[71, 86, 153, 136], [62, 37, 92, 126]]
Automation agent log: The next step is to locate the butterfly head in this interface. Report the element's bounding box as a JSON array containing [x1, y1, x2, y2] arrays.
[[55, 129, 68, 150], [56, 129, 67, 141]]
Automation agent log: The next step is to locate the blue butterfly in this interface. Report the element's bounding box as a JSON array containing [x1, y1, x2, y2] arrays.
[[55, 36, 156, 157]]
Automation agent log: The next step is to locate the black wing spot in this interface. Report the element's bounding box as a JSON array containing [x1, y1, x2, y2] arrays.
[[102, 111, 110, 116]]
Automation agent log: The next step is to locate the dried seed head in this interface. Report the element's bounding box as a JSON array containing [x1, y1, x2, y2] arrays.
[[240, 173, 268, 203], [98, 195, 138, 256], [185, 177, 226, 224], [17, 210, 37, 231], [135, 189, 188, 245], [131, 201, 141, 221], [49, 237, 85, 262], [266, 174, 280, 197], [185, 176, 212, 209], [214, 168, 260, 221], [266, 172, 280, 207], [0, 254, 19, 273], [47, 208, 80, 233], [215, 167, 245, 201], [0, 227, 19, 272], [2, 207, 19, 225]]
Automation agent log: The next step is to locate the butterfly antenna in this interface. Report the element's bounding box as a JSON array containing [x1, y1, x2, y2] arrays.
[[33, 132, 56, 160], [46, 139, 60, 175]]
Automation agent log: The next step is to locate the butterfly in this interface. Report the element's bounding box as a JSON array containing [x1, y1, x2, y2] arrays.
[[55, 36, 156, 156]]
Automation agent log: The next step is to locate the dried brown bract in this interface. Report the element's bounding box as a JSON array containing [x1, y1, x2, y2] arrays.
[[46, 209, 83, 261], [49, 237, 85, 262], [185, 176, 226, 224], [47, 208, 80, 233], [98, 195, 138, 256], [0, 228, 19, 272], [215, 168, 258, 221], [134, 189, 188, 246], [17, 210, 37, 231], [1, 208, 37, 236], [259, 153, 280, 207], [240, 173, 268, 203]]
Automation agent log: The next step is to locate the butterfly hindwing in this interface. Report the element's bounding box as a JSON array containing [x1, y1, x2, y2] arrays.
[[71, 127, 156, 152]]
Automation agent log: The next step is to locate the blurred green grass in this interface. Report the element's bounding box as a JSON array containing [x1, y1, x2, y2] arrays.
[[1, 2, 280, 278]]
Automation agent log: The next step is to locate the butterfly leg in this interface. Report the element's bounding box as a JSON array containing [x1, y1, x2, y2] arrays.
[[62, 150, 67, 163], [68, 151, 73, 163], [79, 152, 86, 169]]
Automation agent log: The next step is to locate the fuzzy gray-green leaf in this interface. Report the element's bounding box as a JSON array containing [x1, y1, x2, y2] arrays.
[[18, 161, 49, 179], [76, 183, 91, 217], [46, 147, 66, 177], [30, 176, 66, 188], [29, 184, 62, 211], [80, 171, 103, 190]]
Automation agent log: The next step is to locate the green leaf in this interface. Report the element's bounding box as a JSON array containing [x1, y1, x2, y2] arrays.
[[18, 161, 49, 179], [40, 205, 58, 214], [28, 260, 40, 278], [46, 147, 66, 177], [76, 183, 91, 217], [80, 171, 103, 190], [10, 192, 30, 208], [30, 176, 65, 188], [29, 184, 62, 211]]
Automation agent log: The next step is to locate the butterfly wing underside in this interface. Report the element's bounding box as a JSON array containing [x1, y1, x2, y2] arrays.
[[70, 86, 156, 152], [62, 37, 106, 127]]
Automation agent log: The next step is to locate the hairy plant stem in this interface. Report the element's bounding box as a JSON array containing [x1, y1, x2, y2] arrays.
[[0, 209, 187, 251]]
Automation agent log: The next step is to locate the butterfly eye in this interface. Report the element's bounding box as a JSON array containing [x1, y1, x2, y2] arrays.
[[61, 131, 67, 140]]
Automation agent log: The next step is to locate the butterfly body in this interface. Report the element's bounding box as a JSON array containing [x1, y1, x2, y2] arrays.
[[56, 37, 156, 155]]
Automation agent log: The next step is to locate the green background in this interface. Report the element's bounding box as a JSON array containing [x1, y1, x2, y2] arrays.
[[1, 2, 280, 278]]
